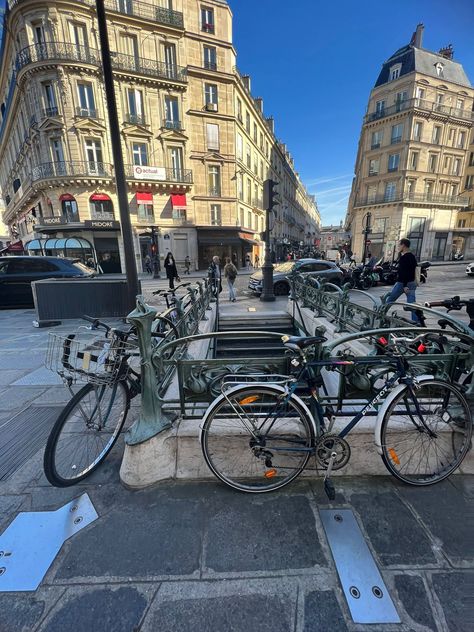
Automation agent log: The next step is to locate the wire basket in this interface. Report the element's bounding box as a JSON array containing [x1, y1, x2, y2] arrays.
[[45, 332, 137, 385]]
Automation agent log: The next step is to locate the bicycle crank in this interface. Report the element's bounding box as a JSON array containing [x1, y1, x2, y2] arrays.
[[315, 435, 351, 470]]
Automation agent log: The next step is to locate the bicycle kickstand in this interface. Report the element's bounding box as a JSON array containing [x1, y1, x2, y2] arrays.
[[323, 451, 337, 501]]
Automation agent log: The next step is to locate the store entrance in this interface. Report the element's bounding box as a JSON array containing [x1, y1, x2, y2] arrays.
[[95, 237, 121, 273]]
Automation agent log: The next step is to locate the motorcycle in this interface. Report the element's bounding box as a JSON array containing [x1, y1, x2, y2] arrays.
[[419, 261, 430, 283]]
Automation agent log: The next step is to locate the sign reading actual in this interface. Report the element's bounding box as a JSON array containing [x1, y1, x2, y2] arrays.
[[133, 165, 166, 181]]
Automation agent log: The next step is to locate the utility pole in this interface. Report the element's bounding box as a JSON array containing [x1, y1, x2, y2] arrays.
[[261, 179, 278, 302], [362, 211, 372, 264], [150, 226, 161, 279], [96, 0, 139, 308]]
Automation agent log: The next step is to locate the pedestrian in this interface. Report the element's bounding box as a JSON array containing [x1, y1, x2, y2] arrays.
[[208, 255, 222, 295], [164, 252, 178, 290], [184, 255, 191, 275], [385, 238, 419, 322], [245, 254, 251, 270], [144, 254, 152, 274], [224, 257, 238, 302], [366, 252, 377, 268], [254, 254, 260, 268]]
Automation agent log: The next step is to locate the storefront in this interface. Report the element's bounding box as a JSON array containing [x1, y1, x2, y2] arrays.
[[196, 228, 259, 269]]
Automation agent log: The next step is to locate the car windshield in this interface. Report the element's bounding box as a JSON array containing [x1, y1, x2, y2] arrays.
[[70, 260, 92, 274], [275, 262, 295, 273]]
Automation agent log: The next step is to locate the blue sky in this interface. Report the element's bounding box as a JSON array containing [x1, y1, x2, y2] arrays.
[[232, 0, 474, 226]]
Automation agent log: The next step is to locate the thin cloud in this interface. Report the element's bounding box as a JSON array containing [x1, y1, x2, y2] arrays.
[[306, 173, 353, 186], [316, 184, 352, 198]]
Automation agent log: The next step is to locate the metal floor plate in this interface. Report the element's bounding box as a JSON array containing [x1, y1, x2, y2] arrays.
[[320, 509, 400, 624], [0, 406, 63, 480], [12, 367, 63, 386], [0, 493, 98, 592]]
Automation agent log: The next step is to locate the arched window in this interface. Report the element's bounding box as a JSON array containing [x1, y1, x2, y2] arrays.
[[89, 193, 114, 219], [59, 194, 79, 222]]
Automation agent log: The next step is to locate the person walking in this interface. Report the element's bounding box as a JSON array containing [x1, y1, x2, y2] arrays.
[[385, 238, 419, 322], [184, 255, 191, 275], [208, 255, 222, 295], [144, 254, 152, 275], [254, 254, 260, 268], [164, 252, 178, 289], [224, 257, 238, 302], [245, 254, 251, 271]]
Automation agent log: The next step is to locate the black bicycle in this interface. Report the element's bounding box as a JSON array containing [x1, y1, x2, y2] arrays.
[[200, 333, 472, 497]]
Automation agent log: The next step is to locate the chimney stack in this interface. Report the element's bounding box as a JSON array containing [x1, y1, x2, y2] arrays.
[[266, 116, 274, 134], [439, 44, 454, 60], [242, 74, 251, 92], [414, 23, 424, 48], [254, 97, 263, 112]]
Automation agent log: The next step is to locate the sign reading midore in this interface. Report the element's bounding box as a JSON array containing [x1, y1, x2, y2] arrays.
[[84, 220, 120, 230], [133, 165, 167, 181]]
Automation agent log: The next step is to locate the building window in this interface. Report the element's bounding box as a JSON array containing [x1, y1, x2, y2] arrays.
[[395, 91, 408, 110], [260, 159, 264, 180], [246, 112, 250, 133], [208, 165, 221, 196], [84, 139, 104, 174], [62, 197, 80, 222], [391, 124, 403, 144], [371, 130, 382, 149], [375, 100, 385, 116], [453, 158, 461, 176], [388, 153, 399, 172], [457, 131, 466, 149], [132, 143, 148, 166], [127, 88, 144, 124], [138, 204, 154, 222], [247, 211, 252, 228], [50, 138, 65, 164], [90, 196, 114, 220], [246, 144, 251, 168], [368, 158, 379, 176], [389, 64, 401, 81], [435, 63, 444, 77], [203, 45, 217, 71], [410, 151, 419, 170], [424, 181, 434, 199], [384, 181, 397, 201], [204, 83, 218, 106], [448, 128, 456, 146], [33, 22, 45, 45], [469, 152, 474, 167], [253, 122, 257, 143], [246, 178, 251, 205], [164, 95, 180, 129], [465, 175, 474, 190], [236, 133, 243, 160], [42, 83, 58, 116], [210, 204, 222, 225], [416, 87, 425, 100], [260, 132, 264, 150], [428, 154, 438, 173], [407, 180, 416, 198], [413, 121, 422, 141], [408, 217, 425, 258], [206, 123, 219, 150], [458, 219, 467, 228], [169, 147, 184, 179], [432, 125, 441, 144], [77, 83, 96, 117], [236, 98, 242, 122], [456, 98, 465, 111], [201, 6, 215, 33], [367, 184, 377, 203], [237, 173, 243, 200]]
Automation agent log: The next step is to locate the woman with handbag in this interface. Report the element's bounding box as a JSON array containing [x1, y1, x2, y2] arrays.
[[164, 252, 178, 289]]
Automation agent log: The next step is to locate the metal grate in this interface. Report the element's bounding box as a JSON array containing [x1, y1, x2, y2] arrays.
[[0, 406, 63, 480]]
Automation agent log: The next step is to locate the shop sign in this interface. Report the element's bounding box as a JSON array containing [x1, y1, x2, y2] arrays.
[[84, 220, 120, 230], [41, 217, 64, 225], [133, 165, 166, 180]]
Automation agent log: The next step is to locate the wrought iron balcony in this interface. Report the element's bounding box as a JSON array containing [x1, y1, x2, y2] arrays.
[[365, 97, 474, 124], [209, 186, 221, 197], [354, 191, 469, 208], [125, 113, 146, 125], [76, 107, 97, 118], [202, 23, 215, 34], [16, 42, 101, 72], [41, 106, 59, 118], [31, 161, 113, 182], [124, 164, 193, 183], [370, 143, 380, 150], [111, 52, 187, 82], [163, 119, 183, 131], [204, 61, 217, 71], [390, 136, 402, 144], [104, 0, 184, 28]]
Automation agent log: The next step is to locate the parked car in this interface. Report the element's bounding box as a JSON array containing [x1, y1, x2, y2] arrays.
[[466, 262, 474, 277], [0, 256, 95, 308], [248, 259, 343, 296]]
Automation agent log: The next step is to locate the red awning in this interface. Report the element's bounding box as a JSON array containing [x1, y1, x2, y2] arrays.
[[0, 240, 23, 254], [171, 194, 187, 208], [90, 193, 111, 202], [59, 193, 75, 202], [136, 191, 153, 203]]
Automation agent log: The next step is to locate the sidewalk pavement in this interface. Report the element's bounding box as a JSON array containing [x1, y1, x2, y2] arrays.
[[0, 303, 473, 631]]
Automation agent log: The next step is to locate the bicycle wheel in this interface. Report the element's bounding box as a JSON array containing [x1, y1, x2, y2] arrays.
[[201, 385, 314, 493], [44, 381, 129, 487], [380, 379, 472, 485]]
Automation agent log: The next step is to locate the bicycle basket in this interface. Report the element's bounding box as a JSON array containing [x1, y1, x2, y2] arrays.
[[45, 332, 136, 385]]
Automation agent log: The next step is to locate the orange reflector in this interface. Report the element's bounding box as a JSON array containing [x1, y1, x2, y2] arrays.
[[388, 448, 400, 465], [238, 396, 260, 405], [264, 469, 277, 478]]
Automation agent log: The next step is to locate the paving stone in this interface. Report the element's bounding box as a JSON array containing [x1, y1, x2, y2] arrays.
[[449, 475, 474, 498], [39, 586, 149, 632], [0, 354, 44, 370], [350, 492, 436, 565], [0, 387, 49, 411], [397, 483, 474, 565], [146, 594, 292, 632], [0, 495, 26, 531], [303, 590, 348, 632], [432, 572, 474, 632], [205, 494, 325, 573], [0, 593, 46, 631], [55, 495, 205, 579], [394, 574, 436, 630], [0, 370, 31, 387]]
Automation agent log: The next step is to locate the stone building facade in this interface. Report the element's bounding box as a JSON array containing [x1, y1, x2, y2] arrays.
[[346, 25, 474, 262], [0, 0, 320, 272]]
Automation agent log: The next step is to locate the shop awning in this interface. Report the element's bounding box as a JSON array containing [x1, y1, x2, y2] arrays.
[[59, 193, 75, 202], [238, 232, 259, 245], [90, 193, 111, 202], [0, 240, 23, 254], [171, 194, 187, 207], [136, 191, 153, 203]]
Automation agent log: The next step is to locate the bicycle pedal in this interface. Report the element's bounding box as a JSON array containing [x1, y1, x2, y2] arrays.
[[324, 478, 336, 501]]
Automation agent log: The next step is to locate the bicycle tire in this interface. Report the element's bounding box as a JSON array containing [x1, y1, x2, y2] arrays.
[[43, 381, 130, 487], [380, 379, 472, 485], [201, 385, 314, 493]]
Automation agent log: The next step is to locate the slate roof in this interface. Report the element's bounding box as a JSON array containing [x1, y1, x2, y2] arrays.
[[374, 45, 472, 88]]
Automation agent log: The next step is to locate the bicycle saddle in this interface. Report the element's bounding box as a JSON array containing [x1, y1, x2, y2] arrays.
[[281, 334, 327, 349]]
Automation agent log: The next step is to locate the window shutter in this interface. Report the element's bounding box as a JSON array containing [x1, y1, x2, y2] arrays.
[[207, 123, 219, 150]]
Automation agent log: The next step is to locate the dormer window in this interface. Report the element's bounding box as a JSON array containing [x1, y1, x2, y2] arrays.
[[389, 64, 401, 81], [435, 62, 444, 77]]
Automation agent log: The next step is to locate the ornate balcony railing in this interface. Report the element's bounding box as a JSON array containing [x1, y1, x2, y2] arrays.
[[354, 191, 469, 208], [365, 97, 474, 123], [31, 161, 113, 181], [41, 106, 59, 118], [16, 42, 101, 72], [76, 106, 97, 118], [104, 0, 184, 28], [209, 187, 221, 197], [111, 52, 187, 82], [124, 164, 193, 183], [163, 119, 183, 131], [125, 113, 146, 125]]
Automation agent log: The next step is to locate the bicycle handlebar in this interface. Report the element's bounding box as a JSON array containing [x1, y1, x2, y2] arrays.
[[424, 296, 468, 310], [82, 315, 111, 333], [152, 282, 192, 296]]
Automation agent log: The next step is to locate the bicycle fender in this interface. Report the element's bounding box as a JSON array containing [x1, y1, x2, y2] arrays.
[[199, 383, 317, 444], [374, 375, 435, 455]]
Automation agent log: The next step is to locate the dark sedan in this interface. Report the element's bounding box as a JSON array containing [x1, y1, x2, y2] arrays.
[[0, 256, 95, 308], [248, 259, 343, 296]]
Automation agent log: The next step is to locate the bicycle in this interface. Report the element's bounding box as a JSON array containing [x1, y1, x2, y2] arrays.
[[199, 333, 472, 498]]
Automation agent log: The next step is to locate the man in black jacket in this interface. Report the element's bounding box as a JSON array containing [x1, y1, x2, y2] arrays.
[[385, 238, 419, 322]]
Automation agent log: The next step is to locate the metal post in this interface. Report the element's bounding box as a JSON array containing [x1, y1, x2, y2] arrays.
[[261, 207, 275, 301], [96, 0, 139, 308], [362, 211, 372, 264], [151, 226, 161, 279]]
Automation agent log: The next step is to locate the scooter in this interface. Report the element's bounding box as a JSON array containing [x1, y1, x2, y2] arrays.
[[419, 261, 431, 283]]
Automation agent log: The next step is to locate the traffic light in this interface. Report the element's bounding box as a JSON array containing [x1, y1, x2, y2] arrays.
[[263, 179, 280, 211]]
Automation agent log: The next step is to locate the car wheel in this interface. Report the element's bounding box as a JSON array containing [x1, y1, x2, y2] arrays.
[[274, 281, 289, 296]]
